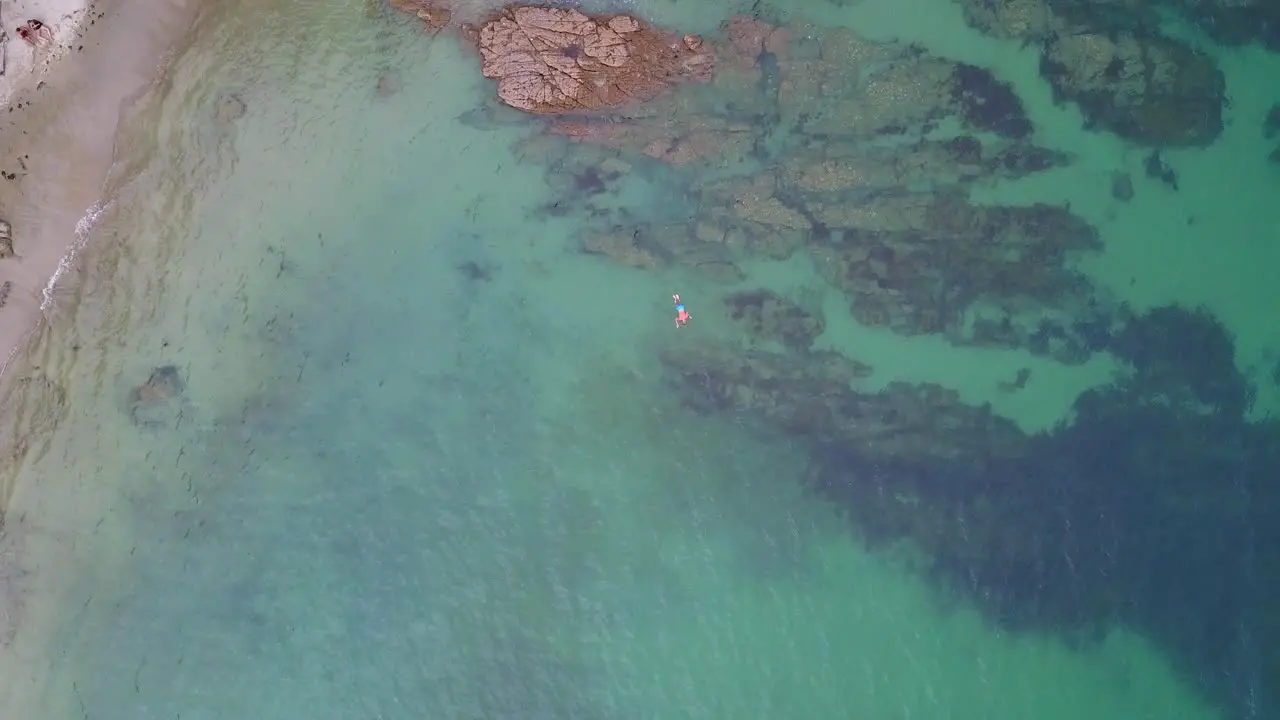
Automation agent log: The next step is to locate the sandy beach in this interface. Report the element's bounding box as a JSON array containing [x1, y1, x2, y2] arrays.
[[0, 0, 198, 713], [0, 0, 197, 394], [1, 0, 97, 378]]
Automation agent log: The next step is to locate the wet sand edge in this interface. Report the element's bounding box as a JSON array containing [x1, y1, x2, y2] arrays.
[[0, 0, 203, 498], [0, 2, 202, 714]]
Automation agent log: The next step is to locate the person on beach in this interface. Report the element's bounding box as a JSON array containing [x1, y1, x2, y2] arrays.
[[673, 294, 691, 328], [16, 20, 54, 47]]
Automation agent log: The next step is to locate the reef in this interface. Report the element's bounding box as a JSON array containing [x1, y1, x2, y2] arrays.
[[724, 289, 825, 349], [515, 17, 1098, 358], [955, 0, 1228, 147], [1039, 31, 1225, 146], [659, 341, 1028, 474], [661, 303, 1278, 720], [382, 6, 1280, 718]]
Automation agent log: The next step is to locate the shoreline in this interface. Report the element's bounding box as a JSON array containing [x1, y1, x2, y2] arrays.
[[0, 0, 200, 495], [0, 0, 98, 383], [0, 1, 200, 714]]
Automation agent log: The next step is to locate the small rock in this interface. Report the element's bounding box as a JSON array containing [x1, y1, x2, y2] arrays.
[[129, 365, 185, 427], [375, 70, 401, 98], [1144, 151, 1178, 190], [215, 93, 246, 124], [474, 7, 713, 114], [389, 0, 451, 32], [1110, 171, 1134, 201], [1267, 104, 1280, 139], [0, 219, 13, 259]]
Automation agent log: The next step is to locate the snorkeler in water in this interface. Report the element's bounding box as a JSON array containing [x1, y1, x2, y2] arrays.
[[673, 294, 690, 328]]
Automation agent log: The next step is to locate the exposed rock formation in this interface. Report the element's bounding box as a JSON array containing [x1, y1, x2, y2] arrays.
[[474, 7, 713, 114], [1040, 31, 1225, 146]]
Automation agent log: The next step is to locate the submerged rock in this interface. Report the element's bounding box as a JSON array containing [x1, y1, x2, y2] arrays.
[[1040, 31, 1225, 146], [658, 341, 1027, 472], [474, 7, 713, 114], [1143, 150, 1179, 189], [1179, 0, 1280, 49], [1110, 171, 1134, 201], [724, 289, 825, 349], [580, 221, 744, 281], [214, 93, 247, 124], [389, 0, 451, 32], [950, 63, 1033, 139], [550, 114, 756, 167], [958, 0, 1061, 40], [375, 70, 402, 98], [129, 365, 186, 428], [1265, 102, 1280, 139], [0, 219, 13, 259], [806, 193, 1100, 337]]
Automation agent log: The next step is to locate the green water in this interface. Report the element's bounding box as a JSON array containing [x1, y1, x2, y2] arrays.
[[1, 0, 1277, 716]]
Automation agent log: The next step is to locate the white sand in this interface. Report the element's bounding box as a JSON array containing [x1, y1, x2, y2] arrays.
[[0, 0, 96, 384], [0, 0, 91, 105], [0, 0, 197, 383]]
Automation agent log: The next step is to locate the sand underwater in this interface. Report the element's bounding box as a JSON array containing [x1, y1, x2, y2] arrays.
[[0, 0, 1279, 716]]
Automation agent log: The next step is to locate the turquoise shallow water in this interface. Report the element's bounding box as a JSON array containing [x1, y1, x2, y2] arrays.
[[1, 0, 1279, 717]]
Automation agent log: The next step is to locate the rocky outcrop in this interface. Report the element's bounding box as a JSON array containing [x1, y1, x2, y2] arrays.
[[1040, 31, 1225, 146], [474, 7, 713, 114]]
